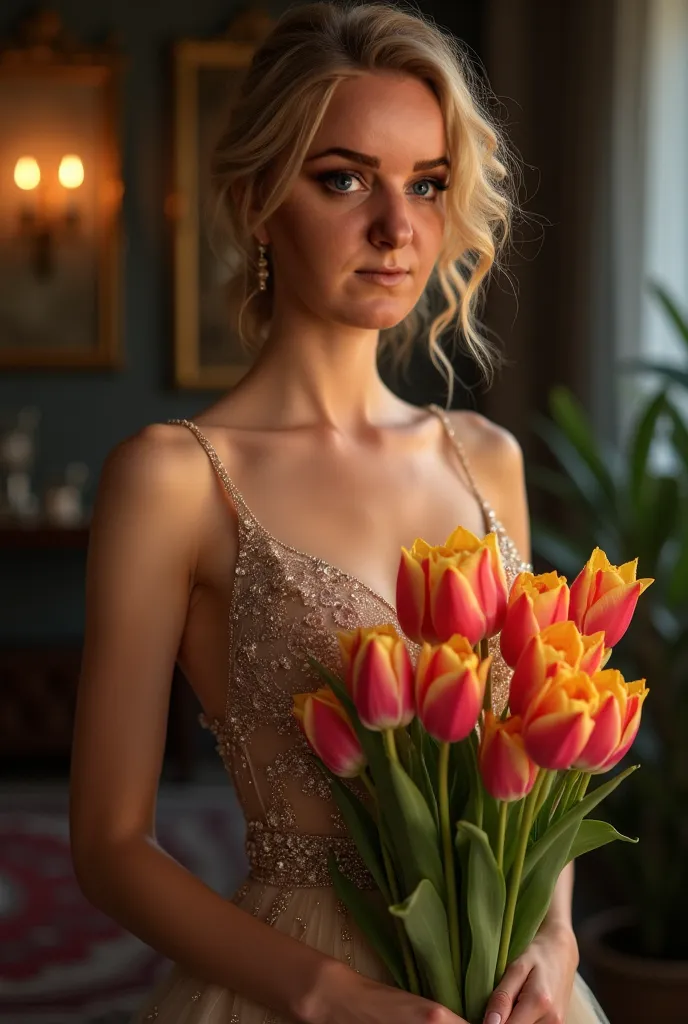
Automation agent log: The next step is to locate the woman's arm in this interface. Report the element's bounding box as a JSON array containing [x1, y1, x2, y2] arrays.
[[69, 425, 340, 1020]]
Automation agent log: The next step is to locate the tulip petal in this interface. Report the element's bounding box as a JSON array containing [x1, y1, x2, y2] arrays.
[[302, 692, 366, 777], [573, 693, 622, 771], [479, 714, 538, 801], [509, 634, 547, 716], [500, 591, 540, 669], [583, 581, 642, 647], [524, 710, 595, 770], [569, 564, 595, 630], [431, 564, 485, 645], [396, 549, 430, 644], [420, 669, 484, 743]]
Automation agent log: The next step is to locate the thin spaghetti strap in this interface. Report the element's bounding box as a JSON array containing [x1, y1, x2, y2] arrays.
[[166, 418, 259, 530], [426, 404, 498, 528]]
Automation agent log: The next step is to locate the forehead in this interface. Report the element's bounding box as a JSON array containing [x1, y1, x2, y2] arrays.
[[309, 71, 447, 163]]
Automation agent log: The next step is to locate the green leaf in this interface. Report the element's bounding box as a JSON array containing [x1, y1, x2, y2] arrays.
[[533, 415, 614, 522], [387, 757, 445, 901], [665, 398, 688, 473], [456, 821, 506, 1024], [548, 388, 617, 504], [569, 818, 638, 859], [449, 735, 474, 826], [521, 764, 639, 884], [325, 771, 391, 901], [629, 389, 668, 507], [649, 281, 688, 355], [328, 853, 406, 989], [618, 358, 688, 391], [508, 817, 579, 960], [389, 879, 462, 1014], [407, 719, 440, 830], [635, 475, 680, 568]]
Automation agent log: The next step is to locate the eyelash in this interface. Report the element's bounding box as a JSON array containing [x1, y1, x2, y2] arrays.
[[316, 169, 449, 201]]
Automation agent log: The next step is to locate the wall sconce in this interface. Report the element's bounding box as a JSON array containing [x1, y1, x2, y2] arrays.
[[14, 153, 85, 278], [0, 9, 123, 369]]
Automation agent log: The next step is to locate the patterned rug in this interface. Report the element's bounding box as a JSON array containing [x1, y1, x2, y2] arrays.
[[0, 783, 248, 1024]]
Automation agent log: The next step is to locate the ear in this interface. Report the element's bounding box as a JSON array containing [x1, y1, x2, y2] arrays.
[[229, 179, 270, 247]]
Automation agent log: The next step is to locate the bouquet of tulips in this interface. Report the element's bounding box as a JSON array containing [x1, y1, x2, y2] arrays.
[[292, 529, 653, 1024]]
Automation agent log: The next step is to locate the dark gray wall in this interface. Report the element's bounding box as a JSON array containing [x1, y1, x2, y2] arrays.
[[0, 0, 483, 643]]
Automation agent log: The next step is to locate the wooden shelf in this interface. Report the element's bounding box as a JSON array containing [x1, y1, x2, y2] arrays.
[[0, 524, 90, 549]]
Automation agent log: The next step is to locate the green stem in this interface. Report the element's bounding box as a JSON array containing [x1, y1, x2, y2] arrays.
[[384, 728, 399, 764], [495, 770, 546, 982], [439, 741, 464, 1014], [557, 770, 582, 819], [475, 779, 484, 831], [533, 769, 555, 821], [575, 773, 591, 803], [544, 771, 569, 825], [496, 800, 508, 872]]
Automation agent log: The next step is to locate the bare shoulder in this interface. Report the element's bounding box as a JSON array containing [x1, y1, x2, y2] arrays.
[[445, 410, 531, 562], [445, 410, 524, 474], [88, 421, 217, 570], [96, 422, 210, 509]]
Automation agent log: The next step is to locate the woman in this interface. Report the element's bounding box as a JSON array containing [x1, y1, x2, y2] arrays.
[[69, 3, 609, 1022]]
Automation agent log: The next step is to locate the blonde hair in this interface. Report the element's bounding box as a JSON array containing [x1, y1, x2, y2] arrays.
[[210, 0, 520, 406]]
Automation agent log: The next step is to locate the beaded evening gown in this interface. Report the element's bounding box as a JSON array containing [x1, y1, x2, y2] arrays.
[[131, 405, 609, 1024]]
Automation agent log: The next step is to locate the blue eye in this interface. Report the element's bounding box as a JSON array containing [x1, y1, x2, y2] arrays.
[[316, 170, 449, 201]]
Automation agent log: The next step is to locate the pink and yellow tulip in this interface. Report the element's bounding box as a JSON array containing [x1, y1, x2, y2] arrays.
[[396, 527, 508, 646], [478, 711, 539, 801], [573, 671, 649, 773], [336, 624, 414, 731], [509, 620, 606, 717], [499, 571, 570, 669], [569, 548, 654, 647], [292, 687, 366, 778], [415, 635, 490, 743], [521, 666, 599, 770]]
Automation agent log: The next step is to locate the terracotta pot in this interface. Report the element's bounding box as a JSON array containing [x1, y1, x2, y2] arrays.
[[578, 906, 688, 1024]]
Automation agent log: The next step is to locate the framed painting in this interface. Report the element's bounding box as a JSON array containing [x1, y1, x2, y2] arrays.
[[170, 10, 274, 389], [0, 11, 123, 369]]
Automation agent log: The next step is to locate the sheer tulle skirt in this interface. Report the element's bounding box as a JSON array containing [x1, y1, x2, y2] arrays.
[[130, 878, 609, 1024]]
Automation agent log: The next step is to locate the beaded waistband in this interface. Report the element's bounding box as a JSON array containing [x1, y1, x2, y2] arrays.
[[245, 820, 375, 890]]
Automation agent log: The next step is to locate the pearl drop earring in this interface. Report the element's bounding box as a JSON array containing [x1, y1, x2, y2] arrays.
[[257, 242, 269, 291]]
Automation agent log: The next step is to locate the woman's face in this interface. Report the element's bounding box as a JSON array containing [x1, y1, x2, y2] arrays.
[[262, 71, 450, 333]]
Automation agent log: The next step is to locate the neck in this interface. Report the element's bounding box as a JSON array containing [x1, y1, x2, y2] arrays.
[[232, 306, 406, 433]]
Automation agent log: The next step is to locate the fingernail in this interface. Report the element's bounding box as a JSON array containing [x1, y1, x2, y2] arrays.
[[484, 1015, 501, 1024]]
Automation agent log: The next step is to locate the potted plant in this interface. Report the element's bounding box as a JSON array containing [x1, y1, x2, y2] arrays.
[[527, 283, 688, 1021]]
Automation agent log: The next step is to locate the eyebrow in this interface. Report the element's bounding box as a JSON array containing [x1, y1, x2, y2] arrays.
[[304, 146, 450, 172]]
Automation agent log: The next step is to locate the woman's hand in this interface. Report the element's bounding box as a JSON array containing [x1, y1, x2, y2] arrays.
[[300, 958, 470, 1024], [481, 924, 579, 1024]]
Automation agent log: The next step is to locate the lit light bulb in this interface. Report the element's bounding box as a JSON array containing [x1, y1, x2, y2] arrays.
[[58, 155, 84, 189], [14, 157, 41, 191]]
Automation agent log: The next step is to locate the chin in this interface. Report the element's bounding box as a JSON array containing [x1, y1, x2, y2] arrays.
[[337, 299, 416, 331]]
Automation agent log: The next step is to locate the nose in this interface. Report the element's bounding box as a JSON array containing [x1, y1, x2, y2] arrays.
[[368, 190, 414, 251]]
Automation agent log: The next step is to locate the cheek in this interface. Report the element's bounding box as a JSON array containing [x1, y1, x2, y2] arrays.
[[271, 195, 357, 277]]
